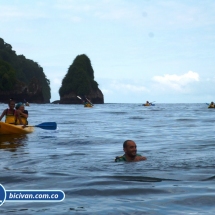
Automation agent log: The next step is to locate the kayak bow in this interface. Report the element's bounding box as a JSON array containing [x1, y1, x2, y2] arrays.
[[0, 122, 34, 135]]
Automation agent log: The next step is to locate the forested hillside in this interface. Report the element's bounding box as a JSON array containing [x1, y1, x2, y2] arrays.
[[0, 38, 51, 103]]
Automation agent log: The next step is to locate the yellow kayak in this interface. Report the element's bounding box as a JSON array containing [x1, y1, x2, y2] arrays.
[[84, 104, 93, 108], [143, 104, 155, 106], [0, 122, 34, 135]]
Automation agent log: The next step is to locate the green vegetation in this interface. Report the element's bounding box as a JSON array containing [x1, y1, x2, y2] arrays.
[[0, 38, 51, 102], [0, 60, 16, 91], [59, 54, 99, 97]]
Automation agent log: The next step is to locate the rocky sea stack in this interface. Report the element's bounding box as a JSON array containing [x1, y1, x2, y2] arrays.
[[59, 54, 104, 104], [0, 38, 51, 103]]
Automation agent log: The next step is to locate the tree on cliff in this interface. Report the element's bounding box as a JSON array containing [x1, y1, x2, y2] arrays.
[[0, 60, 16, 91], [59, 54, 99, 97], [0, 38, 51, 102]]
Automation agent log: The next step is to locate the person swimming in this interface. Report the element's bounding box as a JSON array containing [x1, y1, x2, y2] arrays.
[[115, 140, 147, 162]]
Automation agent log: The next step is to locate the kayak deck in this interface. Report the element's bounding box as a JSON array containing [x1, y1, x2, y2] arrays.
[[0, 122, 34, 135]]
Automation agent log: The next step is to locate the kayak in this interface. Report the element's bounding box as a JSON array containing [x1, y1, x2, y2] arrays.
[[0, 122, 34, 135], [143, 104, 155, 106], [84, 104, 93, 108]]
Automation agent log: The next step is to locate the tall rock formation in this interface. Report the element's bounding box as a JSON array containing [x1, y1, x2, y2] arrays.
[[59, 54, 104, 104]]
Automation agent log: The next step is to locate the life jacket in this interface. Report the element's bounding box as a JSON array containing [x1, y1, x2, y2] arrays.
[[15, 110, 28, 125], [5, 109, 16, 124]]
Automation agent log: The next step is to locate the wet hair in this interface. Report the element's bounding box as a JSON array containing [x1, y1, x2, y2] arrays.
[[8, 98, 15, 105], [15, 102, 23, 110], [123, 140, 133, 148]]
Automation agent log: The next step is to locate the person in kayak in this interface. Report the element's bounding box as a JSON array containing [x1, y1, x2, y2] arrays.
[[115, 140, 147, 162], [15, 102, 28, 126], [208, 102, 215, 108], [0, 98, 16, 124], [82, 99, 92, 107], [146, 101, 150, 106]]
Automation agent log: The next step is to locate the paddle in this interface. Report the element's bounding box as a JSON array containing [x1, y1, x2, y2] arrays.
[[77, 96, 84, 102], [85, 96, 94, 106], [28, 122, 57, 130]]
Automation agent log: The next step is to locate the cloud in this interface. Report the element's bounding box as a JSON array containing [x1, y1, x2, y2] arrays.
[[54, 0, 140, 24], [152, 71, 199, 92], [0, 5, 46, 21], [54, 0, 215, 28], [110, 80, 149, 93], [100, 88, 113, 94]]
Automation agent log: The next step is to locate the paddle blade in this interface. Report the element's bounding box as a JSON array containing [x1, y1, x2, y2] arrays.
[[35, 122, 57, 130], [85, 97, 94, 106]]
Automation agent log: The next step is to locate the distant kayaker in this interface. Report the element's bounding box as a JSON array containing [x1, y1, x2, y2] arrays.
[[15, 102, 28, 126], [115, 140, 147, 162], [143, 101, 150, 106], [208, 102, 215, 108], [0, 98, 16, 124], [82, 98, 92, 107]]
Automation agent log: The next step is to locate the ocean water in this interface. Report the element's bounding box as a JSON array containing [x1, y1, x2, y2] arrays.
[[0, 103, 215, 215]]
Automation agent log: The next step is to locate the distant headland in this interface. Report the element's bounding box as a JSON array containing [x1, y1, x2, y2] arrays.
[[0, 38, 51, 103]]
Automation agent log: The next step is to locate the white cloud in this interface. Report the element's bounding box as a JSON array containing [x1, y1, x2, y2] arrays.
[[54, 0, 143, 25], [0, 5, 46, 20], [100, 88, 113, 94], [152, 71, 199, 92], [110, 80, 149, 93], [54, 0, 215, 28]]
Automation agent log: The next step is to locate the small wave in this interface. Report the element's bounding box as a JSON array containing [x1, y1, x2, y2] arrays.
[[176, 118, 197, 121], [107, 175, 180, 182], [67, 187, 169, 196], [129, 117, 145, 120], [104, 111, 128, 115], [201, 175, 215, 181]]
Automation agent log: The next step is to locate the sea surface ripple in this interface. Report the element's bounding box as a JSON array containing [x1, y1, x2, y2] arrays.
[[0, 103, 215, 214]]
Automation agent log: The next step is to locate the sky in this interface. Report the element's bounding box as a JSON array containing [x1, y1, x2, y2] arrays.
[[0, 0, 215, 103]]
